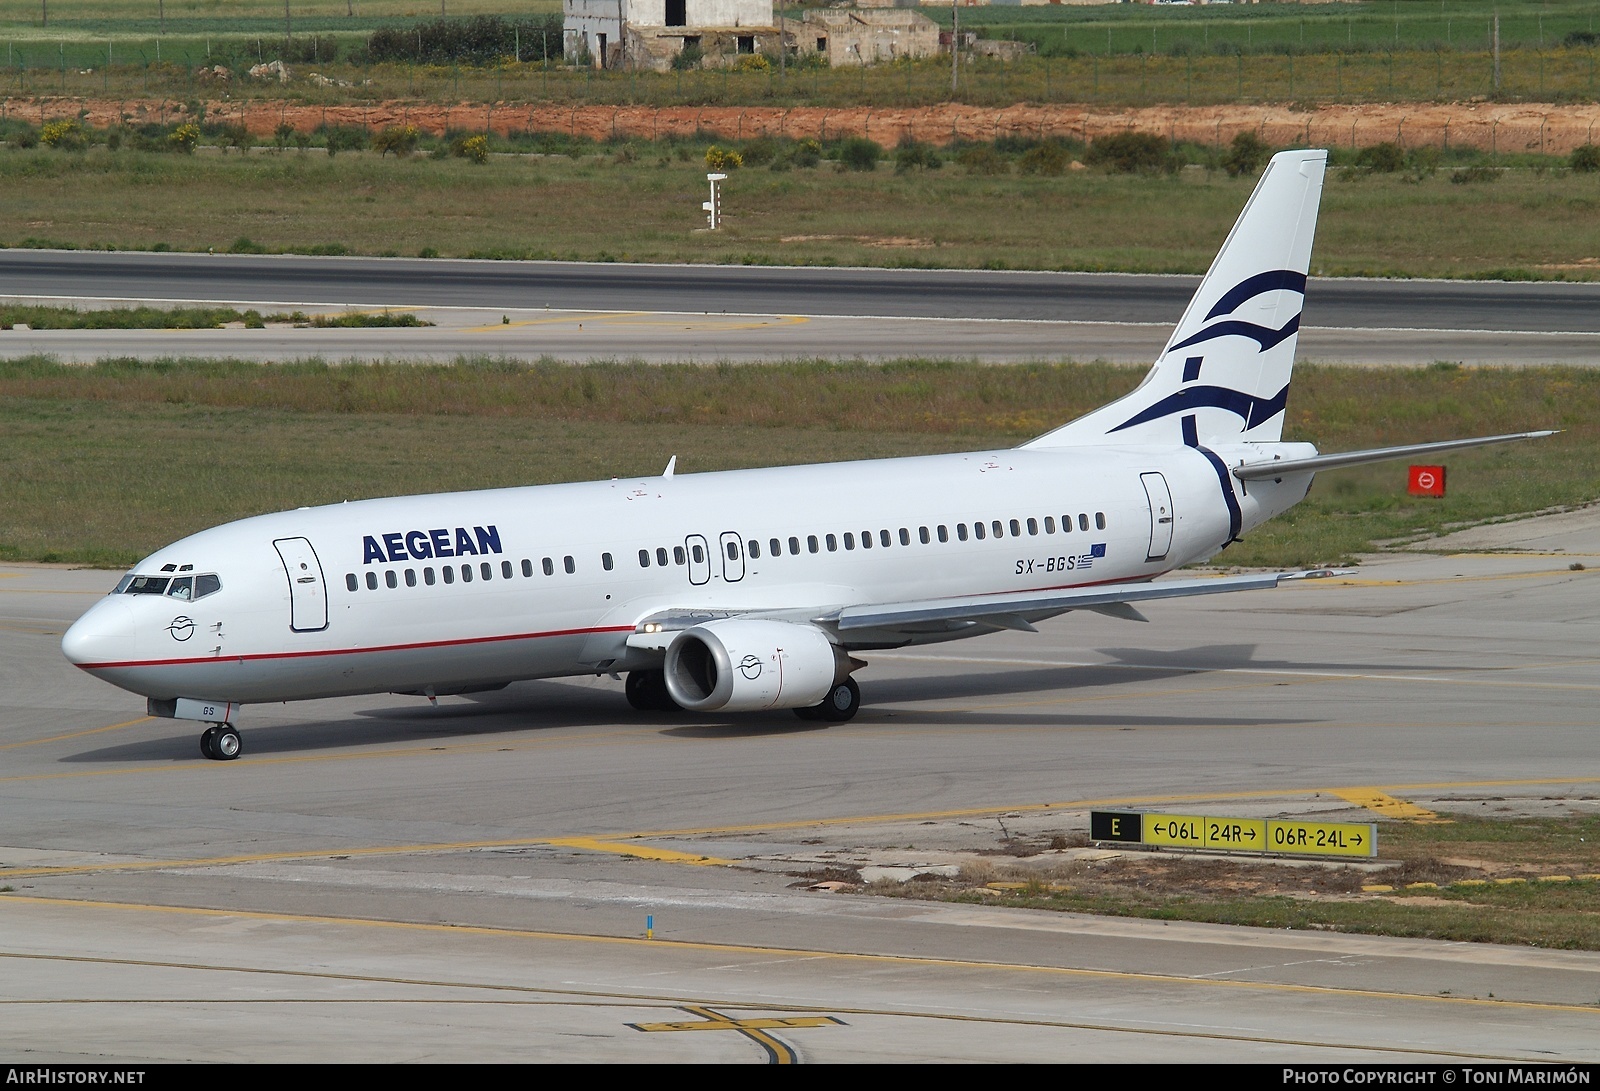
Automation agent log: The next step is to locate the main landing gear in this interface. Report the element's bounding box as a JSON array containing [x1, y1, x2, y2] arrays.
[[625, 669, 681, 713], [199, 723, 242, 761], [794, 677, 860, 723]]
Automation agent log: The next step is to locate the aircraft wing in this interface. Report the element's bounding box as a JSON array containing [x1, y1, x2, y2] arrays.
[[1233, 431, 1557, 481], [827, 571, 1321, 635]]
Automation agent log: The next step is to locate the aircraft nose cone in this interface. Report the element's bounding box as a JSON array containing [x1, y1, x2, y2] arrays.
[[61, 599, 136, 666]]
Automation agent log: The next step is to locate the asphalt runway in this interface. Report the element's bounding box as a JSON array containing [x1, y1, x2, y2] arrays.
[[4, 250, 1600, 364], [5, 511, 1600, 1062]]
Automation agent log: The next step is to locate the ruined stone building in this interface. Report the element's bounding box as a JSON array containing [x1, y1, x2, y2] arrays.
[[564, 0, 781, 71], [801, 9, 941, 67]]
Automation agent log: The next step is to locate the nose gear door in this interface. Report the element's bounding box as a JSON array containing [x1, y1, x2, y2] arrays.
[[273, 537, 329, 632]]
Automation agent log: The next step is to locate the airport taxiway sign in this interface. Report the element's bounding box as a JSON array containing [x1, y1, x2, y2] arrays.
[[1092, 811, 1375, 858]]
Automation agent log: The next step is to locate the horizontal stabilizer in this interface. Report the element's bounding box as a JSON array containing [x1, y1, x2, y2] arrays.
[[1233, 431, 1558, 481], [833, 571, 1315, 632]]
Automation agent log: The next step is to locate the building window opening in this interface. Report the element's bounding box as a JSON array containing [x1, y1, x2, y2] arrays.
[[737, 35, 755, 54], [666, 0, 686, 27]]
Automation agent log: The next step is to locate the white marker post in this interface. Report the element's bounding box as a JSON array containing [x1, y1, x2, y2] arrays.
[[703, 172, 726, 230]]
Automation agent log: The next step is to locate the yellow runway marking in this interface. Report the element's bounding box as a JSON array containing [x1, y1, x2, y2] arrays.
[[0, 950, 1541, 1062], [1331, 789, 1441, 822], [544, 837, 735, 867], [631, 1004, 833, 1062], [4, 894, 1598, 1022], [1298, 567, 1593, 589], [462, 311, 646, 332], [0, 715, 153, 752], [9, 777, 1600, 880]]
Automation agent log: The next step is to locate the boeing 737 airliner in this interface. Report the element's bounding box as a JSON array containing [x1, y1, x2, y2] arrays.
[[61, 150, 1551, 759]]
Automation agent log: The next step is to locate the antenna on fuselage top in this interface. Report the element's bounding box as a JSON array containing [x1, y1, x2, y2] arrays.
[[663, 455, 677, 479]]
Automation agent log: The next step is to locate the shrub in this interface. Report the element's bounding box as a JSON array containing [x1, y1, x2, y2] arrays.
[[835, 137, 882, 172], [272, 121, 296, 151], [705, 145, 743, 171], [218, 123, 252, 154], [321, 126, 369, 158], [1085, 131, 1175, 174], [672, 43, 704, 71], [1355, 141, 1405, 173], [8, 125, 38, 149], [374, 125, 421, 158], [1571, 144, 1600, 173], [1221, 131, 1270, 178], [895, 139, 942, 174], [1451, 165, 1499, 185], [955, 144, 1009, 175], [1017, 142, 1069, 176], [169, 123, 200, 154], [39, 120, 86, 151], [451, 133, 490, 164], [739, 137, 778, 166], [733, 53, 770, 72], [791, 137, 822, 168], [367, 15, 562, 66]]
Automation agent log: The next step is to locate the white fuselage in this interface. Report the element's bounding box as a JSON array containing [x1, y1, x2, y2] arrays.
[[61, 442, 1313, 707]]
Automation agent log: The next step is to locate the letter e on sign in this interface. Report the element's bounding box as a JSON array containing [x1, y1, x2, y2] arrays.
[[1408, 464, 1446, 498]]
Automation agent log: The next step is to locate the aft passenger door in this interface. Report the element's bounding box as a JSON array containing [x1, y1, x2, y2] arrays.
[[719, 531, 745, 582], [273, 537, 329, 632], [1140, 472, 1174, 562]]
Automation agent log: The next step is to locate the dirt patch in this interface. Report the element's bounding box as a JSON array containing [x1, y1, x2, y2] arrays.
[[6, 96, 1600, 155]]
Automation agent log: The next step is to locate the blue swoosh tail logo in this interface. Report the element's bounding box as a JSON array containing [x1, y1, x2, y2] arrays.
[[1111, 383, 1289, 434]]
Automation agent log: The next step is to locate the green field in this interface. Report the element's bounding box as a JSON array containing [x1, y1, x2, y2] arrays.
[[4, 3, 1600, 106], [2, 137, 1599, 277], [0, 358, 1585, 569]]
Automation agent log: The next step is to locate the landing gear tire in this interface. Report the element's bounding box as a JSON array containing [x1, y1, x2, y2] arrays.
[[625, 669, 680, 713], [796, 677, 860, 723], [200, 723, 242, 761]]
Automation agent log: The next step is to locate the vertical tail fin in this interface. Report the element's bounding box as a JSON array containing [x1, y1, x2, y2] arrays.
[[1023, 149, 1327, 449]]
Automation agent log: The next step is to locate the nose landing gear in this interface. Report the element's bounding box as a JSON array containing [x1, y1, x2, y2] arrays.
[[199, 723, 242, 761]]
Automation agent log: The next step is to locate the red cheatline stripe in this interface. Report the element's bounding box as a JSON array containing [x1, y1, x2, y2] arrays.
[[73, 625, 636, 671]]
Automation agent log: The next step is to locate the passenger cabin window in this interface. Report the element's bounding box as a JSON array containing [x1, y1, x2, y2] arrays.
[[1079, 514, 1089, 532], [918, 527, 929, 544], [365, 572, 378, 590], [975, 522, 986, 540], [1045, 517, 1056, 534], [639, 549, 651, 568], [789, 537, 800, 555], [807, 535, 819, 554], [564, 555, 575, 574], [937, 525, 948, 543], [543, 557, 555, 576], [346, 573, 358, 592], [657, 547, 669, 566], [1061, 516, 1072, 533], [749, 540, 762, 559], [461, 565, 473, 583], [1027, 518, 1038, 535], [602, 553, 614, 571], [522, 559, 533, 577], [826, 534, 837, 552], [727, 541, 739, 561], [443, 566, 455, 585], [1011, 519, 1022, 537], [845, 532, 856, 550], [480, 562, 492, 581], [503, 560, 514, 579], [771, 538, 782, 557], [1097, 512, 1107, 530], [425, 567, 437, 585], [956, 524, 967, 542], [673, 546, 685, 566], [405, 569, 417, 587], [897, 528, 907, 546], [386, 571, 398, 589]]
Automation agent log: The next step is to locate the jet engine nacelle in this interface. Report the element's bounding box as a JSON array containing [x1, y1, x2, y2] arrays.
[[663, 619, 840, 712]]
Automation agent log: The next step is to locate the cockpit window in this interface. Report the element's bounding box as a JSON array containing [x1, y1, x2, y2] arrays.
[[123, 576, 170, 595], [115, 573, 221, 599]]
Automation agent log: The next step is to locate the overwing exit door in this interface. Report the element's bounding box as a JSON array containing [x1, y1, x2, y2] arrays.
[[685, 534, 711, 585], [273, 537, 329, 632], [1140, 472, 1174, 561]]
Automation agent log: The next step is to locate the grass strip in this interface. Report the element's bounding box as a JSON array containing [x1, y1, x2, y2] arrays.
[[873, 812, 1600, 951], [0, 357, 1587, 569]]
